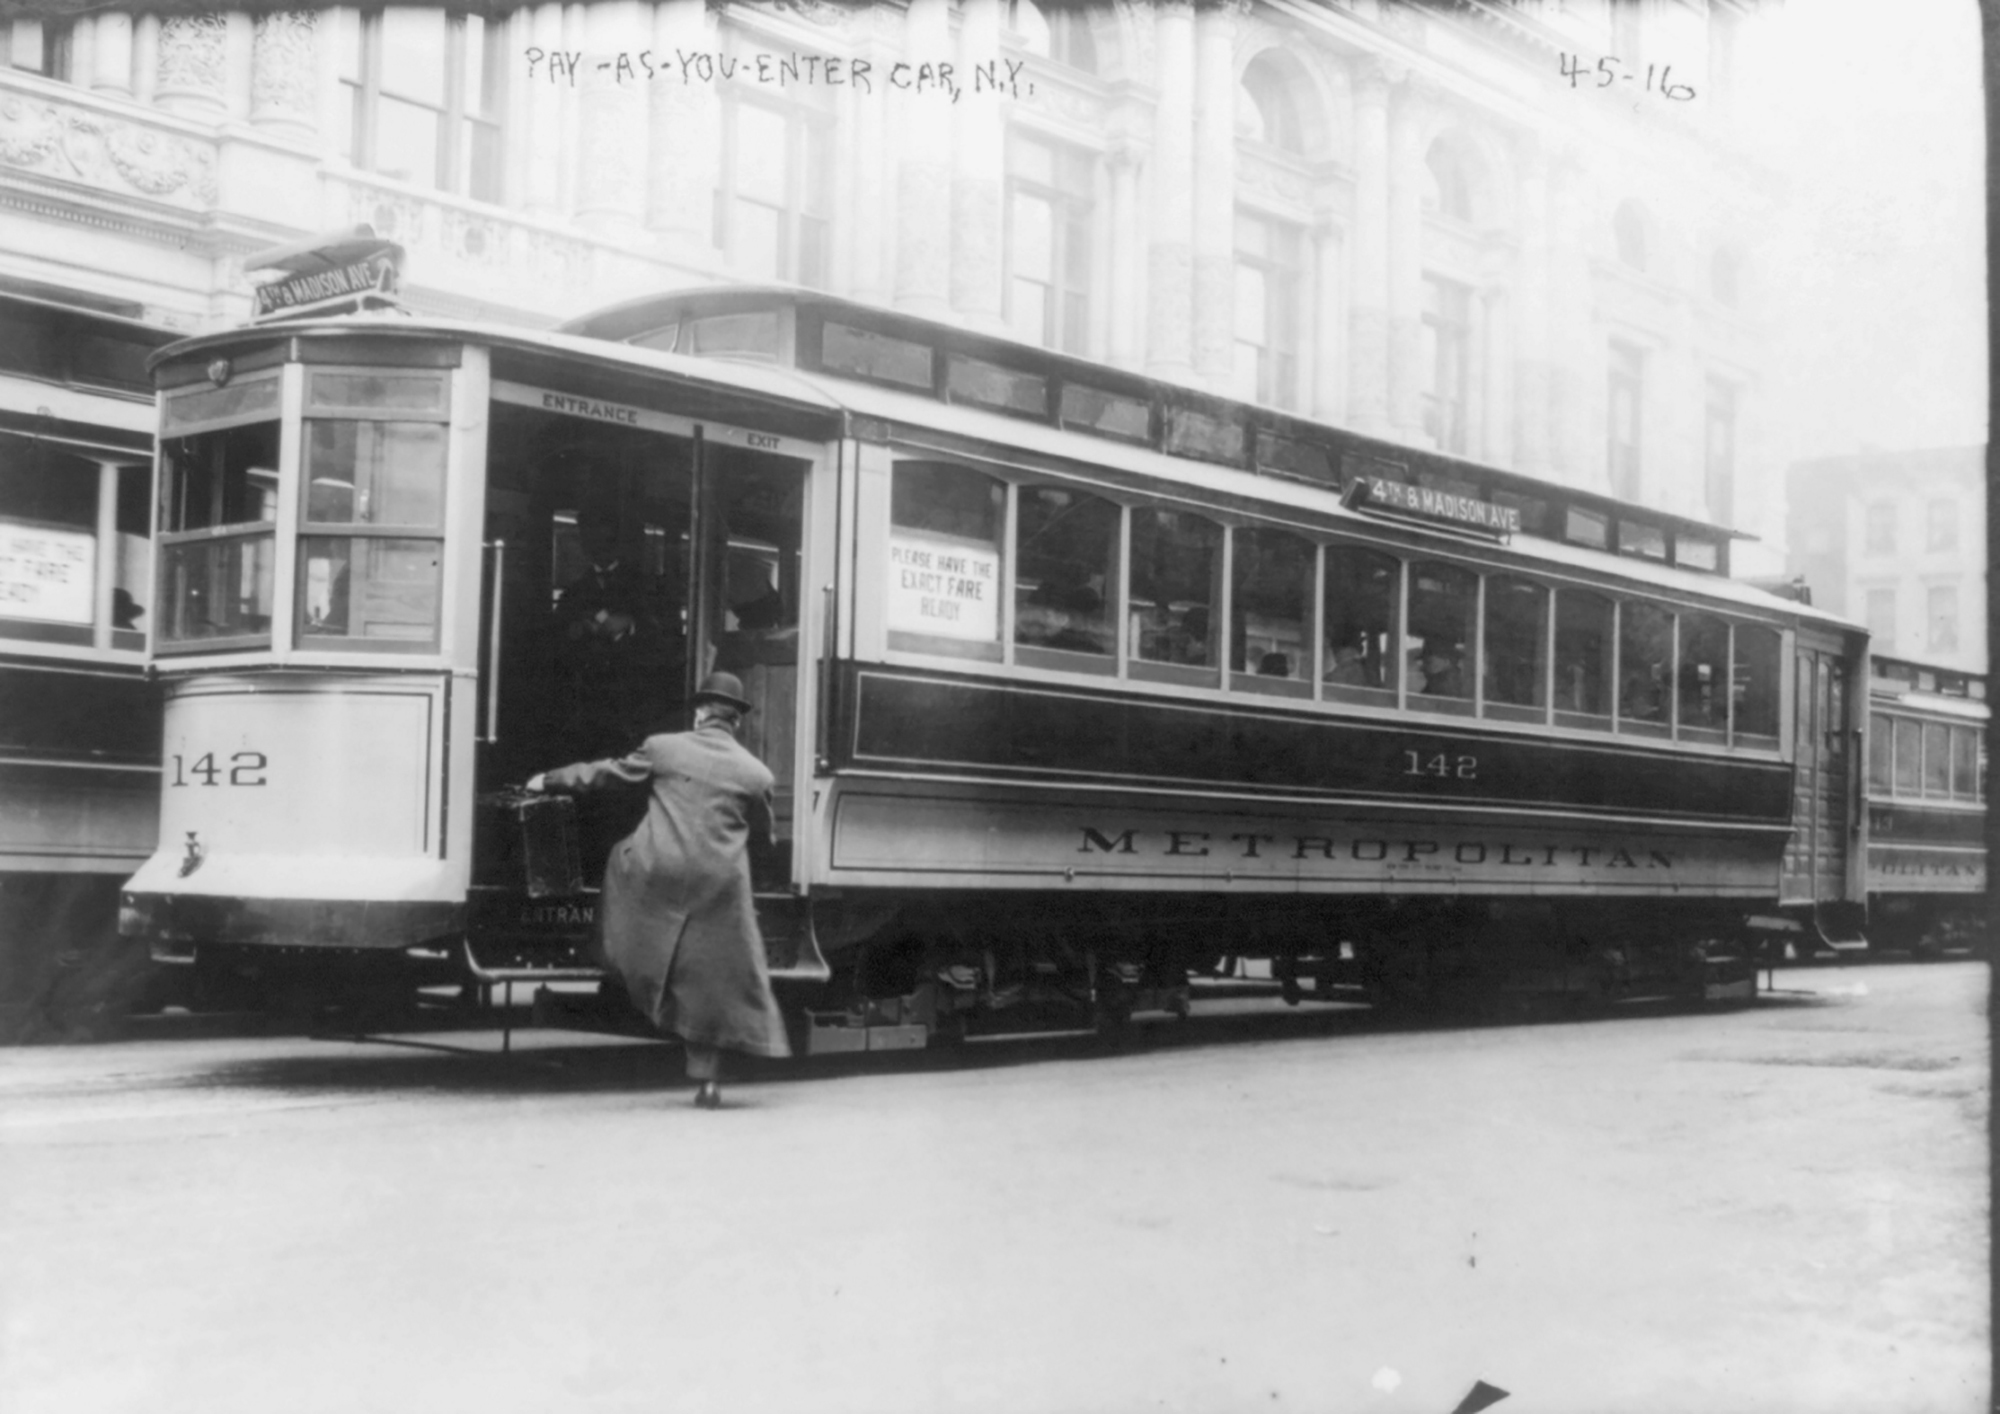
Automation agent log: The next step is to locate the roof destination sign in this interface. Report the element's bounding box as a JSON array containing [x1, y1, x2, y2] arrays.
[[1353, 474, 1521, 536], [246, 226, 405, 322]]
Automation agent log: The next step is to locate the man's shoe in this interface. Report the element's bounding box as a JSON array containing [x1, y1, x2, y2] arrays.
[[693, 1081, 722, 1109]]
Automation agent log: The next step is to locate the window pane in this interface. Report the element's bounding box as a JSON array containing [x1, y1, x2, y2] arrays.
[[308, 371, 449, 414], [1162, 405, 1245, 463], [1406, 562, 1476, 709], [1620, 519, 1668, 560], [888, 462, 1003, 645], [688, 312, 780, 360], [946, 356, 1049, 417], [1130, 508, 1219, 668], [1893, 716, 1921, 794], [1952, 725, 1978, 798], [305, 421, 446, 528], [159, 533, 275, 644], [1618, 602, 1673, 733], [1060, 384, 1150, 441], [162, 379, 281, 433], [1678, 613, 1729, 738], [113, 463, 152, 639], [1322, 544, 1398, 697], [298, 536, 441, 646], [1014, 486, 1116, 657], [1868, 712, 1893, 791], [823, 322, 934, 389], [1922, 722, 1951, 796], [1732, 626, 1780, 741], [1484, 576, 1549, 715], [735, 103, 788, 205], [1554, 590, 1613, 726], [1565, 506, 1608, 549], [162, 422, 280, 532], [1012, 192, 1055, 281], [375, 96, 442, 187], [1231, 527, 1311, 681], [733, 201, 783, 279], [379, 8, 448, 103]]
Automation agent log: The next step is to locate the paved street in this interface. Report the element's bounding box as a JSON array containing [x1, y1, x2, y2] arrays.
[[0, 962, 1986, 1414]]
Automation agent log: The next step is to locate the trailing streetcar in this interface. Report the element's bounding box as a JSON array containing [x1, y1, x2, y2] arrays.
[[119, 276, 1871, 1048], [1859, 656, 1986, 957]]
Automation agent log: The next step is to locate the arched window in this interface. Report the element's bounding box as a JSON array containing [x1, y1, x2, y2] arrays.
[[1237, 53, 1303, 154], [1710, 247, 1741, 306], [1423, 141, 1473, 222], [1613, 201, 1649, 272]]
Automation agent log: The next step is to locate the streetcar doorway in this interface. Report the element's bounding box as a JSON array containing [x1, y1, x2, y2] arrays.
[[476, 403, 807, 889]]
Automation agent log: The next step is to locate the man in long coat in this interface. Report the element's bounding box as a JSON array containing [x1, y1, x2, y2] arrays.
[[528, 672, 790, 1107]]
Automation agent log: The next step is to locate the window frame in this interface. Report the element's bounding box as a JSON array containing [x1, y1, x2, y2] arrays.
[[340, 7, 506, 203], [716, 88, 834, 289], [1004, 129, 1096, 355]]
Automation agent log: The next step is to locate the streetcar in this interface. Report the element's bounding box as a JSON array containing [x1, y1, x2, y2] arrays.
[[119, 273, 1871, 1048], [1860, 656, 1986, 957]]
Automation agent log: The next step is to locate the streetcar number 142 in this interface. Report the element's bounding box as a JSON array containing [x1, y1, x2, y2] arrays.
[[169, 752, 268, 787], [1402, 750, 1477, 780]]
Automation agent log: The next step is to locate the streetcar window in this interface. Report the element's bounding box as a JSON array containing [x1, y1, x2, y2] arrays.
[[307, 370, 449, 415], [1254, 430, 1333, 484], [1677, 613, 1729, 744], [1731, 626, 1781, 746], [1675, 535, 1720, 572], [0, 436, 109, 645], [1617, 602, 1673, 736], [1553, 590, 1613, 729], [1406, 561, 1476, 716], [1951, 725, 1979, 799], [1618, 520, 1668, 561], [1129, 507, 1221, 682], [1893, 717, 1921, 795], [946, 355, 1049, 418], [1162, 404, 1246, 464], [1059, 383, 1151, 442], [1564, 507, 1608, 549], [686, 312, 780, 360], [822, 321, 932, 389], [1868, 712, 1893, 792], [1483, 576, 1549, 723], [161, 377, 281, 434], [1491, 490, 1548, 535], [888, 461, 1003, 656], [1922, 722, 1951, 796], [1321, 543, 1398, 705], [629, 322, 679, 354], [1230, 526, 1313, 691], [1014, 485, 1117, 665], [112, 462, 151, 649], [297, 536, 442, 646], [303, 421, 446, 527], [157, 419, 280, 648]]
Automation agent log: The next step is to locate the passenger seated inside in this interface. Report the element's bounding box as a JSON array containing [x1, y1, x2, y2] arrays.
[[1324, 636, 1372, 686], [551, 504, 683, 760], [1256, 651, 1292, 678], [1019, 574, 1108, 654], [1418, 648, 1466, 698]]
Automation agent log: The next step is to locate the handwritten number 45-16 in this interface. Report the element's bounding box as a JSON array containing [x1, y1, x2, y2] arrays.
[[170, 752, 267, 787], [1559, 54, 1695, 101]]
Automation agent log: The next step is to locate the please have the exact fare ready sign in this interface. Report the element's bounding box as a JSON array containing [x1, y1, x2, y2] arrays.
[[888, 532, 998, 640]]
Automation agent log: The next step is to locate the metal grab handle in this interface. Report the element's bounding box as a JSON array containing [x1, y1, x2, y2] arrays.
[[480, 538, 506, 743], [816, 583, 835, 772]]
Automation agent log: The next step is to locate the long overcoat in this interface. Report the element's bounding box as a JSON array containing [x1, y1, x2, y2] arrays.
[[544, 725, 790, 1058]]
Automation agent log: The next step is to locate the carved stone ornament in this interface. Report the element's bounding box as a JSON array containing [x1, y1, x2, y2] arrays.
[[252, 11, 320, 122], [157, 14, 229, 98], [0, 95, 216, 205]]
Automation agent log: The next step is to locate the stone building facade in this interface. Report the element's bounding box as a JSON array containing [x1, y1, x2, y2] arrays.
[[1, 0, 1775, 521], [1786, 446, 1987, 675]]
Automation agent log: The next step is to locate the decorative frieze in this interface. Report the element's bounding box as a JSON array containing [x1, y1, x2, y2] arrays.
[[156, 14, 228, 115], [250, 11, 318, 136], [0, 92, 216, 206]]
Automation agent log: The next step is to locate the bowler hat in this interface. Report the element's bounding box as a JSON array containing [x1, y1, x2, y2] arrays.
[[692, 671, 753, 713]]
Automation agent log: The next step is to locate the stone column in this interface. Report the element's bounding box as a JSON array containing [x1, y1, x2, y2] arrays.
[[1385, 75, 1426, 439], [648, 0, 718, 262], [1311, 218, 1344, 423], [1346, 60, 1391, 434], [1144, 0, 1195, 380], [523, 5, 566, 218], [1547, 155, 1595, 487], [154, 14, 230, 118], [250, 11, 319, 141], [575, 1, 649, 237], [848, 37, 891, 303], [951, 0, 1005, 331], [1512, 136, 1551, 475], [1107, 145, 1143, 369], [894, 0, 953, 317], [133, 15, 160, 104], [91, 15, 133, 97], [224, 13, 255, 124], [1189, 0, 1236, 385]]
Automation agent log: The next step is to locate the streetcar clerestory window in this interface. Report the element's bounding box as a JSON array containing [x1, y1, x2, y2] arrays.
[[1014, 485, 1117, 664], [1677, 613, 1729, 743], [1059, 383, 1151, 442], [1483, 576, 1550, 723], [887, 460, 1004, 658], [1617, 601, 1674, 736], [1230, 526, 1313, 691], [946, 355, 1050, 418], [1129, 507, 1221, 683], [1321, 543, 1398, 705], [1552, 590, 1614, 729], [822, 321, 932, 389]]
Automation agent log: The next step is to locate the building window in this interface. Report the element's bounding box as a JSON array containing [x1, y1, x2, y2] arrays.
[[1237, 53, 1305, 154], [1926, 498, 1958, 552], [1010, 0, 1096, 73], [1006, 131, 1094, 354], [1607, 341, 1643, 500], [1613, 202, 1648, 272], [1927, 585, 1959, 654], [1423, 141, 1474, 223], [1421, 276, 1472, 454], [1233, 211, 1303, 410], [1704, 379, 1736, 524], [338, 8, 505, 202], [2, 18, 72, 79], [1864, 500, 1897, 555], [1864, 588, 1897, 646], [717, 95, 832, 288]]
